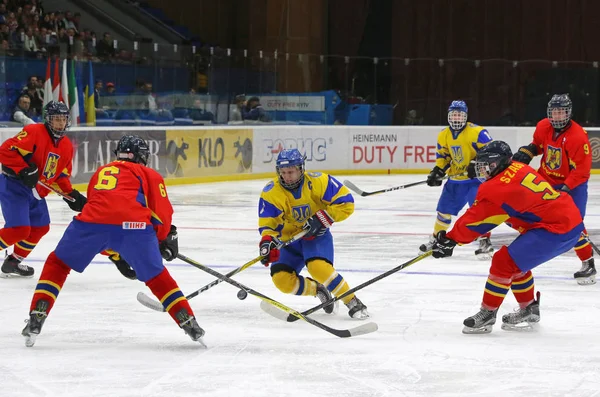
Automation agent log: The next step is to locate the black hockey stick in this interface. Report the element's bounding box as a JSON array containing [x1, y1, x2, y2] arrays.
[[136, 230, 308, 312], [261, 251, 432, 323], [584, 233, 600, 256], [177, 253, 378, 338], [344, 172, 468, 197]]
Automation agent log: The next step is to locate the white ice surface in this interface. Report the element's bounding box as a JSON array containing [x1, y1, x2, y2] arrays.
[[2, 174, 600, 397]]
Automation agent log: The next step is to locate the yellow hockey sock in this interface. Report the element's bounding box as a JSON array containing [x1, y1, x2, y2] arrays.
[[272, 270, 317, 296], [307, 259, 354, 304]]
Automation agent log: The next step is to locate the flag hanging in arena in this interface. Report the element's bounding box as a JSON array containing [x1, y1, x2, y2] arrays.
[[84, 60, 96, 126], [42, 58, 52, 116], [52, 58, 60, 102], [61, 59, 69, 108], [69, 60, 80, 126]]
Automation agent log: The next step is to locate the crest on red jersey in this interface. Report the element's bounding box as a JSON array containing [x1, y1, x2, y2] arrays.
[[43, 152, 60, 180], [545, 145, 562, 170]]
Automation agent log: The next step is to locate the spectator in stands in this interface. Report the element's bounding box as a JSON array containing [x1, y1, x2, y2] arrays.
[[96, 32, 115, 60], [11, 94, 35, 126], [242, 97, 271, 122], [0, 38, 12, 55], [405, 109, 423, 125], [229, 94, 245, 122], [22, 81, 42, 116], [0, 4, 7, 25], [0, 23, 8, 41], [139, 82, 157, 112], [23, 26, 38, 54], [102, 82, 119, 110], [189, 98, 214, 123]]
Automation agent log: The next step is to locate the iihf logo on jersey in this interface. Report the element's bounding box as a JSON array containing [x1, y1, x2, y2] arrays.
[[43, 152, 60, 179], [545, 145, 562, 170], [292, 204, 311, 223], [450, 146, 464, 163]]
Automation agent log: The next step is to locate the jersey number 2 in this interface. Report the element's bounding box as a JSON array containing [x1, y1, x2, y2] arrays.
[[520, 173, 560, 200], [94, 166, 120, 191]]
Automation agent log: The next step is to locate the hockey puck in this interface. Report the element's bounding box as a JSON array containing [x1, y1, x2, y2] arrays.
[[237, 289, 248, 300]]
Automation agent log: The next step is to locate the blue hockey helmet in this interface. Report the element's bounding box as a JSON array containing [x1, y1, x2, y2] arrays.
[[473, 140, 513, 182], [276, 149, 306, 190], [448, 100, 468, 130], [547, 94, 572, 130], [114, 135, 150, 166], [44, 100, 71, 139]]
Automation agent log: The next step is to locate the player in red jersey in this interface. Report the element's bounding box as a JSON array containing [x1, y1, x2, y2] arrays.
[[431, 141, 584, 334], [0, 101, 86, 277], [21, 135, 205, 347], [513, 94, 594, 285]]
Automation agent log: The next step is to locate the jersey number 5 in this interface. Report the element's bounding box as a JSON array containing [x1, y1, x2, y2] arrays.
[[94, 166, 120, 191], [520, 173, 560, 200]]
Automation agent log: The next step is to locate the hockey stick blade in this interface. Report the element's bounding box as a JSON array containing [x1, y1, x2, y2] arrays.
[[177, 253, 378, 338], [136, 230, 308, 313], [269, 251, 432, 323], [259, 300, 378, 337]]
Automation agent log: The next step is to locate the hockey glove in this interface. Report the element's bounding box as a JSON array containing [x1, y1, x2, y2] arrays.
[[426, 166, 445, 187], [512, 144, 538, 165], [65, 189, 87, 212], [259, 235, 281, 266], [108, 253, 137, 280], [159, 225, 179, 261], [432, 231, 458, 258], [303, 209, 334, 239], [466, 161, 476, 179], [17, 163, 39, 189]]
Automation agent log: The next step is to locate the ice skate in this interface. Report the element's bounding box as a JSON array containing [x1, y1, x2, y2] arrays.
[[346, 296, 370, 320], [501, 292, 540, 331], [474, 237, 494, 260], [22, 300, 49, 347], [462, 307, 497, 334], [175, 309, 207, 347], [419, 235, 436, 254], [313, 279, 338, 314], [0, 254, 34, 278], [574, 258, 596, 285]]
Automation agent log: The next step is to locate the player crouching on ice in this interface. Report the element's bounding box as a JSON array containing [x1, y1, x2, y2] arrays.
[[258, 149, 369, 319], [22, 135, 205, 347], [430, 141, 584, 334]]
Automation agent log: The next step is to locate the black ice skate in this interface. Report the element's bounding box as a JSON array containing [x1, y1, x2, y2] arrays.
[[346, 296, 370, 320], [311, 278, 338, 314], [419, 235, 436, 254], [501, 291, 540, 331], [175, 309, 207, 347], [22, 300, 49, 347], [574, 258, 596, 286], [1, 254, 34, 278], [462, 307, 497, 334], [474, 237, 494, 260]]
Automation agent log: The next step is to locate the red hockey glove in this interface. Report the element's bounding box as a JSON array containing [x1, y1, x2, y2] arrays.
[[259, 235, 281, 266]]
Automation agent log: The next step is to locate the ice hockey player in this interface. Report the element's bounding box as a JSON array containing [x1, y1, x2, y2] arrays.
[[258, 149, 369, 319], [21, 135, 205, 347], [0, 101, 86, 277], [431, 141, 584, 334], [420, 100, 494, 259], [513, 94, 594, 285]]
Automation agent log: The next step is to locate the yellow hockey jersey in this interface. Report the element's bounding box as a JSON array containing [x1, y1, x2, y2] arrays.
[[258, 172, 354, 240], [435, 122, 493, 181]]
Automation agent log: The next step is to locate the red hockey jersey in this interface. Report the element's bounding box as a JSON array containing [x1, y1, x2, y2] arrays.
[[0, 123, 74, 197], [531, 118, 591, 189], [76, 160, 173, 241], [447, 162, 583, 244]]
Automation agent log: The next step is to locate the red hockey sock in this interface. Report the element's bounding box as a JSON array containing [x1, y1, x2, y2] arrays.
[[510, 271, 535, 308], [146, 267, 194, 323], [574, 238, 593, 262], [30, 251, 71, 314], [481, 246, 521, 310], [13, 225, 50, 260], [0, 226, 30, 251]]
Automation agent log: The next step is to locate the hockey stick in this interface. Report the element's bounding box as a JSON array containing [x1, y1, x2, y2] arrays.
[[261, 251, 432, 323], [136, 230, 308, 312], [177, 253, 378, 338], [37, 180, 76, 202], [584, 233, 600, 256], [344, 173, 467, 197]]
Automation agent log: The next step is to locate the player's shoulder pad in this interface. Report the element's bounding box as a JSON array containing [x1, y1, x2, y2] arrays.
[[306, 171, 323, 178], [263, 181, 275, 192]]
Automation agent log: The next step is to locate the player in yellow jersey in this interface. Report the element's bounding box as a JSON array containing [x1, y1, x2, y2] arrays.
[[419, 100, 494, 259], [258, 149, 369, 319]]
